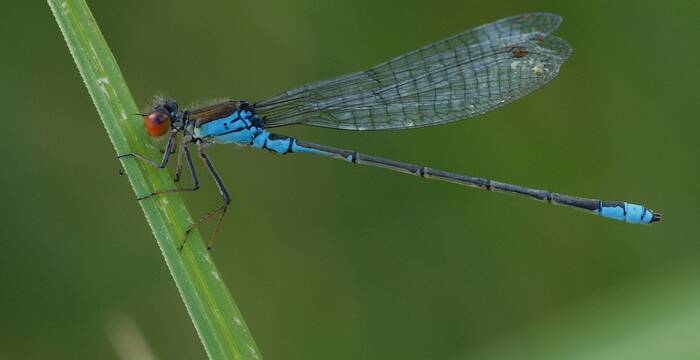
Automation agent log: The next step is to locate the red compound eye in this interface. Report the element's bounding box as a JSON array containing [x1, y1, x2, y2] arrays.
[[144, 111, 171, 137]]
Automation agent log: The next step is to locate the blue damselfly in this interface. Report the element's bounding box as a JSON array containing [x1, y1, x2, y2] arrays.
[[120, 13, 660, 249]]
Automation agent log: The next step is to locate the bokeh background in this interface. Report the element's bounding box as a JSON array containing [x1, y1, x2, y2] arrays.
[[2, 0, 699, 359]]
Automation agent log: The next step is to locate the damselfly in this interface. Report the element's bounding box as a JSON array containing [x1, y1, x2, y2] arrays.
[[120, 13, 661, 249]]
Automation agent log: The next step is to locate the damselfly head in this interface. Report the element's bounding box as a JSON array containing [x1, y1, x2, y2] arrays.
[[145, 97, 179, 137]]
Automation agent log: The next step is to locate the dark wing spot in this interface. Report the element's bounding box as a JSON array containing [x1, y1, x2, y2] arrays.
[[511, 46, 529, 58]]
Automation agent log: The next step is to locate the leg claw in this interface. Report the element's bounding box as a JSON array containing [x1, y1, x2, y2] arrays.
[[137, 192, 156, 201]]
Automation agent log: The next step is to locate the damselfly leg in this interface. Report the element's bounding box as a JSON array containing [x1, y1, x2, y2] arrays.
[[118, 131, 232, 250], [173, 138, 186, 183], [133, 140, 200, 201], [182, 142, 231, 250]]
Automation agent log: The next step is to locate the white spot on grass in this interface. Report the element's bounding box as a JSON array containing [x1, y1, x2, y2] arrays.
[[96, 77, 110, 97], [89, 45, 100, 63], [248, 344, 260, 359], [510, 60, 521, 70], [211, 271, 220, 281], [233, 316, 243, 327]]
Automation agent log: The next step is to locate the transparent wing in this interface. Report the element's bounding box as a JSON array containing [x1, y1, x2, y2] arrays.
[[256, 12, 572, 130]]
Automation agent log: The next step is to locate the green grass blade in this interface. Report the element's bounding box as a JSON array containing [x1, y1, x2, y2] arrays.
[[47, 1, 262, 358]]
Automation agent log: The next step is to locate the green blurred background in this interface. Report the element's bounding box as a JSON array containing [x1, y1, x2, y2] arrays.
[[2, 0, 699, 359]]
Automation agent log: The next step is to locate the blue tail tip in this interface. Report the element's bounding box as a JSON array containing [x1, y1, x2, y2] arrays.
[[598, 202, 662, 224]]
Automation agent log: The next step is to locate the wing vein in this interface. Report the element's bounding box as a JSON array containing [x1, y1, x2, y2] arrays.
[[257, 12, 572, 130]]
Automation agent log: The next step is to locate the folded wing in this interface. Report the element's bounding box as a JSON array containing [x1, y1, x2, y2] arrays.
[[257, 12, 572, 130]]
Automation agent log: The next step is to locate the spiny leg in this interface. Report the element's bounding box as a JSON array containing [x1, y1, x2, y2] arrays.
[[173, 139, 186, 183], [117, 128, 202, 200], [136, 142, 200, 201], [182, 142, 231, 250], [118, 129, 178, 168], [165, 139, 179, 154]]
